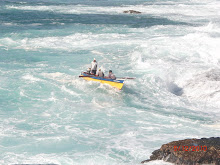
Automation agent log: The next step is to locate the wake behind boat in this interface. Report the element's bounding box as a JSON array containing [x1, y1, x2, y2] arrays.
[[79, 72, 125, 90]]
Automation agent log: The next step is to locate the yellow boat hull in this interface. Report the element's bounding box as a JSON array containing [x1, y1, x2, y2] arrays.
[[82, 77, 124, 90]]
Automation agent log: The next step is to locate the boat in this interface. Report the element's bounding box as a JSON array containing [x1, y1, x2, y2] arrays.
[[79, 72, 124, 90]]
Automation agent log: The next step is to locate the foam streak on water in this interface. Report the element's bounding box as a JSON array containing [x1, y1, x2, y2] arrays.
[[0, 0, 220, 164]]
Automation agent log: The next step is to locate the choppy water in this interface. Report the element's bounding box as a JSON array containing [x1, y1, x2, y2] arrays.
[[0, 0, 220, 164]]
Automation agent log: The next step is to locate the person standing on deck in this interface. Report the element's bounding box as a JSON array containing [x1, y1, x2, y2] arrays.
[[108, 70, 116, 80], [91, 58, 97, 75], [97, 68, 104, 77]]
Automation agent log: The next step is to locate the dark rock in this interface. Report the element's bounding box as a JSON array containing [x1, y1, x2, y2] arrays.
[[141, 149, 162, 164], [123, 10, 141, 14], [141, 137, 220, 165]]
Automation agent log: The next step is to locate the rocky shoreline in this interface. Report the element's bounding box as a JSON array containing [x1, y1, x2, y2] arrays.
[[141, 137, 220, 165], [123, 10, 141, 14]]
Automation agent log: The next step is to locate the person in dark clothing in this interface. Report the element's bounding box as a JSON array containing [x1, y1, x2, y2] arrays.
[[108, 70, 116, 80]]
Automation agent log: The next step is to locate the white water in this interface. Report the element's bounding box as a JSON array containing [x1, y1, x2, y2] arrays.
[[1, 0, 220, 164]]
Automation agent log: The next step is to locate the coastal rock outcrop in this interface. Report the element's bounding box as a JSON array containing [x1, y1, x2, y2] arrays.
[[123, 10, 141, 14], [141, 137, 220, 165]]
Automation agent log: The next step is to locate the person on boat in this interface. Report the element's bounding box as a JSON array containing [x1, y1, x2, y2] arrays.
[[97, 68, 104, 77], [86, 68, 91, 74], [108, 70, 116, 80], [91, 58, 97, 75]]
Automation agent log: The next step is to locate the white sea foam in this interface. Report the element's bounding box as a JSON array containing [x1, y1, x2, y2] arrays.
[[6, 4, 141, 15], [91, 50, 105, 55], [0, 33, 135, 51], [22, 74, 42, 82], [61, 85, 79, 96], [181, 69, 220, 103], [202, 122, 220, 130], [128, 20, 220, 106], [28, 23, 43, 26], [41, 72, 64, 79], [1, 153, 62, 165], [2, 22, 18, 26], [41, 112, 51, 117], [91, 97, 113, 108], [5, 0, 220, 23], [144, 160, 173, 165], [1, 0, 220, 164]]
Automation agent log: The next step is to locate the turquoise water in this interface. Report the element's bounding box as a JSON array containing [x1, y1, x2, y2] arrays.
[[1, 0, 220, 164]]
